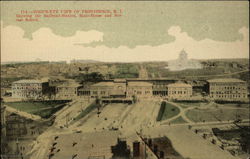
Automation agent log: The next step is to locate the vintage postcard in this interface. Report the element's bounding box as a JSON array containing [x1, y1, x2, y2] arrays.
[[0, 1, 249, 159]]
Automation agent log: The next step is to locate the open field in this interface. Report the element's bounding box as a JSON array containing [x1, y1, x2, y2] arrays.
[[5, 101, 68, 118], [217, 103, 250, 108], [186, 108, 249, 122]]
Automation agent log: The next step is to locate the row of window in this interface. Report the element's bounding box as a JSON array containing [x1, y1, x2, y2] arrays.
[[210, 86, 245, 90], [211, 91, 246, 94], [211, 95, 247, 98], [13, 87, 42, 90], [92, 91, 152, 95], [13, 84, 42, 87], [210, 83, 245, 86], [169, 91, 191, 94]]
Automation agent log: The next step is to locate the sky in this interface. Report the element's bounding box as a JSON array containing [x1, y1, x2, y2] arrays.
[[1, 1, 249, 62]]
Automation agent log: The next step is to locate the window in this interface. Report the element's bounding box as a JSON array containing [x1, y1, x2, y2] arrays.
[[101, 91, 105, 95]]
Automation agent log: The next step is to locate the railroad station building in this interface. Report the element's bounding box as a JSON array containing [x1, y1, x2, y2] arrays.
[[55, 80, 81, 100], [126, 81, 153, 98], [167, 82, 193, 99], [90, 79, 127, 98]]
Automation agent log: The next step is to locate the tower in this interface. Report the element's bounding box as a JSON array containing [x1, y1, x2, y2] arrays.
[[178, 49, 188, 61]]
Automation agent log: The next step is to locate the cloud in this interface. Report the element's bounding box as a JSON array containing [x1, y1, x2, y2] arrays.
[[1, 24, 249, 63]]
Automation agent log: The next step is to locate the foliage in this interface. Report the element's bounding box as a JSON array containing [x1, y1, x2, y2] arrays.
[[113, 64, 139, 78], [75, 72, 104, 83]]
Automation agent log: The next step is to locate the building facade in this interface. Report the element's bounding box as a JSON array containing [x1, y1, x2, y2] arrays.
[[90, 80, 127, 98], [127, 82, 153, 98], [55, 81, 81, 100], [78, 83, 91, 97], [12, 80, 49, 99], [6, 113, 28, 139], [167, 82, 192, 99], [207, 78, 248, 101], [152, 80, 174, 97]]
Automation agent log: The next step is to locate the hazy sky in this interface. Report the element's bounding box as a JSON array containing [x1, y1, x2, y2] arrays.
[[1, 1, 249, 62]]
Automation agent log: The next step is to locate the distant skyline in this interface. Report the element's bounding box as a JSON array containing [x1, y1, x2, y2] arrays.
[[1, 1, 249, 62]]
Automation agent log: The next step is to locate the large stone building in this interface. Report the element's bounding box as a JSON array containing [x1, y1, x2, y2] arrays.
[[90, 79, 127, 98], [152, 80, 174, 97], [167, 82, 192, 99], [6, 113, 28, 139], [127, 82, 153, 98], [78, 83, 91, 97], [12, 80, 49, 99], [207, 78, 248, 101], [55, 81, 81, 100]]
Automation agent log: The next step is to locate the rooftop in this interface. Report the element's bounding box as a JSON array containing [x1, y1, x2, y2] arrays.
[[127, 82, 153, 87], [167, 82, 192, 87], [207, 78, 246, 83], [114, 79, 126, 83], [91, 81, 126, 87], [91, 82, 115, 87], [13, 79, 47, 84]]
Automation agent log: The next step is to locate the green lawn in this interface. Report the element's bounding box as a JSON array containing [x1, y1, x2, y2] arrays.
[[157, 102, 180, 121], [186, 108, 249, 122], [170, 116, 187, 124], [5, 101, 68, 118], [177, 102, 209, 108], [221, 103, 250, 108]]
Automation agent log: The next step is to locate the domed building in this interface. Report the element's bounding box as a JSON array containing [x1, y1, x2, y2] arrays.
[[167, 49, 202, 71]]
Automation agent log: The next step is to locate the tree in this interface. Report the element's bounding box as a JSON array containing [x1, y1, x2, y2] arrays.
[[76, 72, 104, 83]]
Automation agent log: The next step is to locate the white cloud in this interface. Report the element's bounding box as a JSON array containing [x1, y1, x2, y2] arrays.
[[1, 24, 249, 63]]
